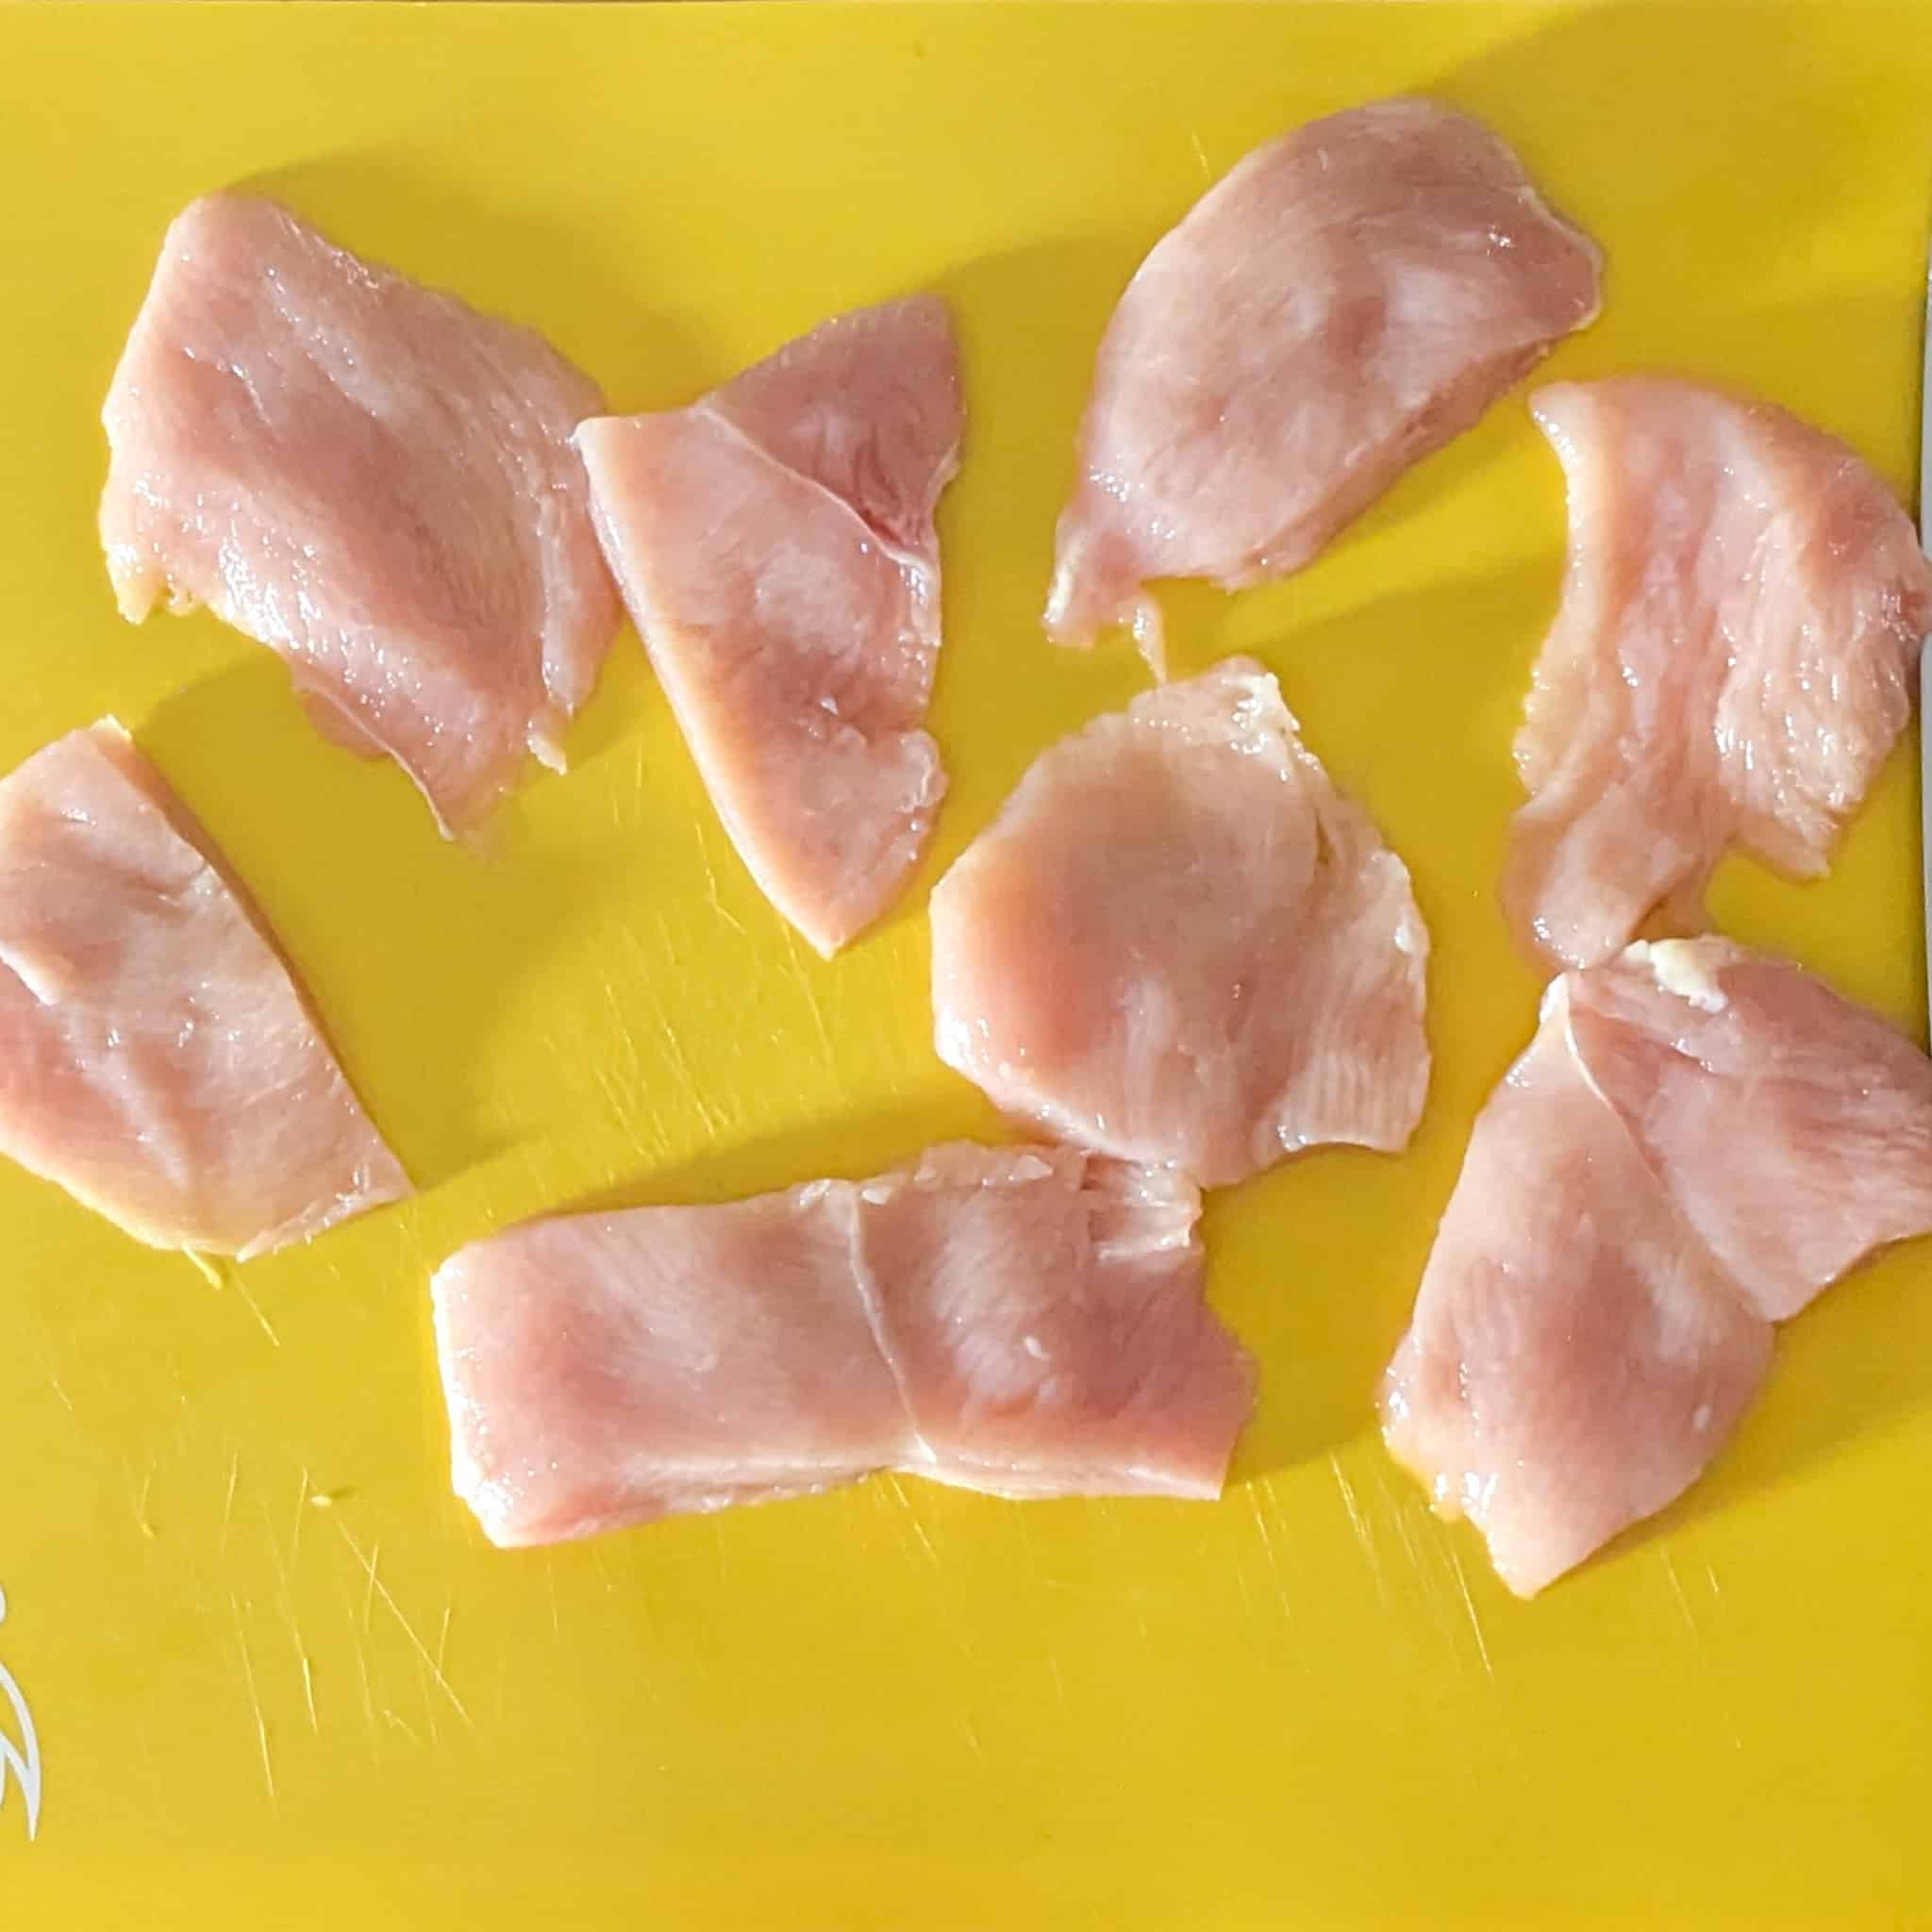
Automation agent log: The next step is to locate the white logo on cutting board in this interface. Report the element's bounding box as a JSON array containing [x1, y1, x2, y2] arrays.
[[0, 1583, 42, 1842]]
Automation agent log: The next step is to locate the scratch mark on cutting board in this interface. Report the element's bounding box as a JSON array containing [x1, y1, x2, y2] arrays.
[[1660, 1552, 1703, 1648], [621, 927, 727, 1139], [289, 1470, 311, 1568], [543, 1554, 561, 1643], [879, 1474, 942, 1575], [958, 1714, 988, 1762], [25, 1327, 75, 1419], [1245, 1483, 1295, 1623], [229, 1595, 276, 1807], [1327, 1453, 1388, 1606], [338, 1526, 471, 1727], [1189, 129, 1211, 180], [232, 1274, 281, 1349], [186, 1251, 278, 1345], [589, 1547, 618, 1601], [351, 1616, 378, 1752], [1446, 1548, 1494, 1678], [220, 1450, 241, 1557], [1660, 1555, 1742, 1748], [431, 1601, 455, 1744], [779, 926, 836, 1069], [382, 1708, 421, 1745], [358, 1539, 380, 1635], [258, 1496, 318, 1735], [132, 1461, 158, 1542], [693, 818, 746, 936], [1045, 1653, 1068, 1714], [1386, 1492, 1426, 1578]]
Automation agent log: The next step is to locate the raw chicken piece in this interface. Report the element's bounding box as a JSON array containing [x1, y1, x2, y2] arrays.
[[929, 659, 1429, 1188], [575, 296, 961, 956], [431, 1142, 1253, 1546], [1564, 942, 1932, 1322], [1379, 988, 1774, 1598], [1380, 938, 1932, 1595], [856, 1146, 1253, 1500], [1506, 377, 1932, 972], [433, 1183, 904, 1545], [1045, 99, 1602, 668], [100, 194, 621, 834], [0, 721, 408, 1257]]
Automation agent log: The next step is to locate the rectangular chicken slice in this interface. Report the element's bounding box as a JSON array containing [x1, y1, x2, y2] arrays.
[[431, 1142, 1253, 1547], [854, 1147, 1251, 1501], [575, 295, 961, 956], [1505, 377, 1932, 971], [0, 721, 409, 1257], [433, 1183, 904, 1546], [1046, 98, 1602, 670], [1380, 938, 1932, 1596], [100, 195, 622, 834], [930, 658, 1428, 1188]]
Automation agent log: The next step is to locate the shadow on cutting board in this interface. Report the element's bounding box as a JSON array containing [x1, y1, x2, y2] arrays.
[[531, 1091, 1006, 1224], [1435, 0, 1904, 393], [1630, 1241, 1932, 1564], [237, 149, 719, 418], [138, 649, 665, 1196]]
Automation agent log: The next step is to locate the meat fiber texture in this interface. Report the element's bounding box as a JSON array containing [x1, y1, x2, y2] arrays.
[[431, 1142, 1255, 1547], [100, 194, 622, 834], [576, 295, 961, 956], [0, 720, 408, 1257], [1506, 376, 1932, 972], [1045, 98, 1602, 671], [1380, 938, 1932, 1596], [930, 659, 1429, 1189]]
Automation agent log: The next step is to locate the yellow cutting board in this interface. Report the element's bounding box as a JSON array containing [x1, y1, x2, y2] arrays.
[[3, 3, 1930, 1924]]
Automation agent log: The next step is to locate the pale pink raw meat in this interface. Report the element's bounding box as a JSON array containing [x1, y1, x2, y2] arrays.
[[0, 721, 409, 1257], [434, 1182, 901, 1543], [856, 1147, 1250, 1500], [1045, 98, 1602, 668], [431, 1142, 1252, 1546], [1506, 377, 1932, 972], [575, 296, 960, 956], [1380, 938, 1932, 1595], [929, 659, 1429, 1189], [100, 194, 621, 834]]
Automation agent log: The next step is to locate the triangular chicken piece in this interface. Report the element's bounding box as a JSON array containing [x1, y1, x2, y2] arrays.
[[0, 721, 408, 1257], [1381, 939, 1932, 1595], [575, 295, 962, 955]]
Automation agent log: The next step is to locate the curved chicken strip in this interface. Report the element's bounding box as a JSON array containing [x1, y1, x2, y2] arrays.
[[0, 721, 408, 1257], [431, 1143, 1253, 1546], [1506, 377, 1932, 972], [575, 296, 960, 957], [930, 659, 1429, 1188], [1381, 939, 1932, 1596], [100, 195, 621, 834], [1045, 98, 1602, 669]]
